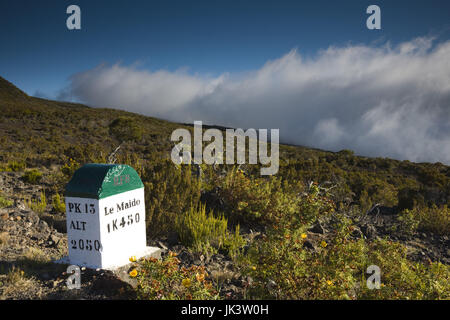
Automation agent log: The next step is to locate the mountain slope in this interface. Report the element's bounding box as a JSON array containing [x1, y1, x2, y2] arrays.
[[0, 76, 30, 102], [0, 76, 448, 208], [0, 76, 449, 300]]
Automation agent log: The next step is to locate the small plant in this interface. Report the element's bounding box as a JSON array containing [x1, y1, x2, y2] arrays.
[[0, 194, 13, 208], [133, 252, 220, 300], [6, 160, 26, 172], [175, 203, 234, 255], [61, 158, 79, 179], [397, 209, 420, 236], [222, 224, 246, 260], [174, 202, 245, 257], [52, 193, 66, 213], [21, 169, 43, 184], [5, 266, 26, 284], [26, 191, 47, 214]]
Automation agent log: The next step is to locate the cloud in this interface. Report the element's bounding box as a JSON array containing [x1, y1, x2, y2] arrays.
[[65, 37, 450, 164]]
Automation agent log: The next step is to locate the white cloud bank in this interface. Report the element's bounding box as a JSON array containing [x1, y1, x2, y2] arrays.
[[65, 37, 450, 164]]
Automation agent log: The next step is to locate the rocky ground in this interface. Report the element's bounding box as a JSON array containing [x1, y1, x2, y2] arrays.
[[0, 171, 448, 299], [309, 209, 449, 265]]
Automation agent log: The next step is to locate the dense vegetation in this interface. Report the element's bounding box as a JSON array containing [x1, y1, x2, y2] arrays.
[[0, 76, 449, 299]]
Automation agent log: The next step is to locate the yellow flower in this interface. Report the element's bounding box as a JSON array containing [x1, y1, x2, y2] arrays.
[[251, 266, 257, 271], [321, 240, 328, 248], [301, 233, 307, 239], [182, 278, 192, 288], [129, 256, 137, 262], [195, 273, 205, 282], [326, 280, 333, 286], [129, 269, 138, 278]]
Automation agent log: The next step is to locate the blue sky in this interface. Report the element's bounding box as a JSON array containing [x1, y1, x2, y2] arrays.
[[1, 0, 450, 97]]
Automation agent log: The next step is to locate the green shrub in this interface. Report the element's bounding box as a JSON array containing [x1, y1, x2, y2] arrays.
[[109, 116, 144, 142], [244, 214, 450, 300], [356, 179, 398, 210], [295, 183, 336, 226], [222, 224, 246, 260], [395, 205, 449, 236], [218, 167, 304, 224], [27, 191, 47, 214], [21, 169, 43, 184], [144, 161, 201, 237], [397, 187, 424, 211], [61, 158, 80, 179], [415, 205, 449, 236], [338, 149, 355, 157], [175, 203, 243, 256], [359, 240, 450, 299], [0, 194, 13, 208], [52, 193, 66, 213], [244, 215, 366, 299], [396, 209, 420, 236]]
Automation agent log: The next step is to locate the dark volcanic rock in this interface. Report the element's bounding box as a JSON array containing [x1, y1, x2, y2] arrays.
[[361, 224, 377, 239], [303, 240, 316, 251], [309, 221, 326, 234], [91, 271, 136, 298]]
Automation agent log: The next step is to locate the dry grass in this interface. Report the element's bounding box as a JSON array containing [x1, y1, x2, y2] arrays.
[[0, 266, 47, 299], [23, 247, 51, 264], [0, 232, 9, 247]]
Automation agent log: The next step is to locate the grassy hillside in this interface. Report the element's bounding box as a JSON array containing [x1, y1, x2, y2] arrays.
[[1, 76, 448, 212], [0, 76, 449, 300]]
